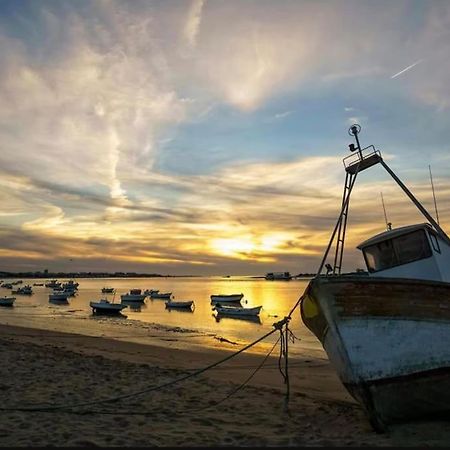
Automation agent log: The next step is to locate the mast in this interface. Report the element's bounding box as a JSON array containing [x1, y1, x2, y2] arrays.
[[429, 165, 440, 225], [320, 125, 450, 275]]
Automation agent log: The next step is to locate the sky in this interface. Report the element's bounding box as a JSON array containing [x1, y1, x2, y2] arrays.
[[1, 0, 450, 276]]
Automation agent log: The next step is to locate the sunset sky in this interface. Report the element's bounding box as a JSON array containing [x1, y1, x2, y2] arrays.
[[1, 0, 450, 276]]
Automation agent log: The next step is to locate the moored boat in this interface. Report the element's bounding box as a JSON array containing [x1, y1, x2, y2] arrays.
[[90, 298, 128, 315], [120, 289, 146, 302], [101, 287, 115, 294], [300, 125, 450, 430], [49, 291, 70, 303], [0, 296, 15, 307], [165, 299, 194, 309], [12, 285, 33, 295], [149, 291, 172, 299], [213, 304, 262, 316], [210, 293, 244, 304]]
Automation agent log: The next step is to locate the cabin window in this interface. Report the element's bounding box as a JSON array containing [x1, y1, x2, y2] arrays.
[[429, 233, 441, 253], [363, 229, 432, 272]]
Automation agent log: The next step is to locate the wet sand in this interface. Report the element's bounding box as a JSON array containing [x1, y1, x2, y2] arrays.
[[0, 323, 449, 447]]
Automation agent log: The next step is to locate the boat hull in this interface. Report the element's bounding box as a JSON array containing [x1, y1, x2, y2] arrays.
[[210, 294, 243, 303], [214, 305, 262, 316], [165, 301, 194, 309], [120, 294, 146, 302], [90, 302, 127, 315], [300, 275, 450, 428]]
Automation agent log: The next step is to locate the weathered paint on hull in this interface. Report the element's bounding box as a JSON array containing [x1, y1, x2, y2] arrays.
[[300, 275, 450, 428]]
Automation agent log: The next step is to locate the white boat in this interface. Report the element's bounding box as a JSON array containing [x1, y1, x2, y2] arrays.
[[90, 298, 128, 315], [120, 289, 146, 302], [210, 293, 244, 304], [49, 291, 70, 302], [165, 299, 194, 309], [150, 291, 172, 299], [213, 304, 262, 316], [0, 296, 15, 306], [300, 125, 450, 431], [33, 282, 44, 286], [265, 271, 292, 280], [101, 287, 115, 294]]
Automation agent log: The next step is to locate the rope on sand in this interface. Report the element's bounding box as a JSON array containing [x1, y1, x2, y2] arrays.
[[0, 292, 309, 415]]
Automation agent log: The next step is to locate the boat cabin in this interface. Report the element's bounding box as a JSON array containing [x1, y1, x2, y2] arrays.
[[357, 223, 450, 283]]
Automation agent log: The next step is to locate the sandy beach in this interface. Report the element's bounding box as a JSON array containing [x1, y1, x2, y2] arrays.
[[0, 324, 449, 447]]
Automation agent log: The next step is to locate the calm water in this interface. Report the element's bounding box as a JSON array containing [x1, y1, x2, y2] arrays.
[[0, 276, 325, 359]]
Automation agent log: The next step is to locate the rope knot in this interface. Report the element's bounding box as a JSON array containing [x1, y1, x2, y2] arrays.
[[272, 316, 290, 330]]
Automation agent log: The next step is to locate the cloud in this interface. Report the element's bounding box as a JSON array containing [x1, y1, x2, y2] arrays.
[[184, 0, 206, 49]]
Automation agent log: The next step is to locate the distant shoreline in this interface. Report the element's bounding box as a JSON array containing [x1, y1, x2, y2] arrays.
[[0, 272, 317, 279]]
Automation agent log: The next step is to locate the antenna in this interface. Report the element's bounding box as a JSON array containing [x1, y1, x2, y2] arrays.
[[380, 192, 391, 231], [429, 165, 440, 225]]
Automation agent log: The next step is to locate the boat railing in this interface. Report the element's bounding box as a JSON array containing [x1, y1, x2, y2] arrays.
[[343, 145, 382, 174]]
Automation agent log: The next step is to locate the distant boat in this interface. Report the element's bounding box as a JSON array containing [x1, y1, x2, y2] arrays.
[[45, 279, 61, 288], [144, 289, 159, 296], [0, 296, 15, 307], [1, 283, 13, 289], [90, 298, 128, 315], [49, 291, 70, 303], [62, 280, 79, 291], [101, 287, 115, 294], [213, 304, 262, 316], [210, 293, 243, 304], [120, 289, 146, 302], [150, 291, 172, 299], [12, 285, 33, 295], [165, 299, 194, 309], [33, 283, 44, 286], [265, 272, 292, 280]]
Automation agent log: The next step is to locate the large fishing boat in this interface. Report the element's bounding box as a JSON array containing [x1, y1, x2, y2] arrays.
[[300, 125, 450, 431]]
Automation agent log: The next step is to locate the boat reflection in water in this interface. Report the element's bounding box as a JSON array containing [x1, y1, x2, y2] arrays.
[[300, 125, 450, 431]]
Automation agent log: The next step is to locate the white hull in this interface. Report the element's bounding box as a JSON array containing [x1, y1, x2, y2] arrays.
[[301, 275, 450, 428]]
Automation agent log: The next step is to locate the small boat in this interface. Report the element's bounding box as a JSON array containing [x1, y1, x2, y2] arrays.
[[33, 283, 44, 286], [165, 299, 194, 309], [63, 280, 79, 291], [210, 293, 244, 304], [45, 279, 61, 288], [12, 285, 33, 295], [0, 296, 15, 307], [150, 291, 172, 299], [120, 289, 146, 302], [213, 304, 262, 316], [49, 291, 70, 302], [144, 289, 159, 296], [300, 124, 450, 430], [90, 298, 128, 315], [101, 287, 115, 294], [1, 283, 13, 289], [265, 271, 292, 280]]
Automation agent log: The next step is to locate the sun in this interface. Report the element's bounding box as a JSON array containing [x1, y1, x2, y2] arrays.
[[211, 238, 255, 258]]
